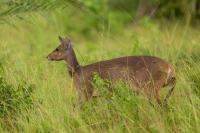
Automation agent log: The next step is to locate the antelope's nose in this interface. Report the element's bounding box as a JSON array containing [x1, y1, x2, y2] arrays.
[[46, 55, 51, 60]]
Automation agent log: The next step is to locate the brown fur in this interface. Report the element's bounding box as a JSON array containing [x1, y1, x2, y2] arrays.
[[47, 37, 176, 104]]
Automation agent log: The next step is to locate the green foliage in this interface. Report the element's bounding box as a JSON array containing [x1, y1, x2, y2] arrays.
[[108, 0, 138, 12], [0, 0, 61, 17], [190, 66, 200, 96], [0, 77, 33, 117], [158, 0, 196, 19], [0, 66, 34, 128], [79, 0, 106, 14], [0, 1, 199, 132], [92, 72, 110, 96], [1, 0, 200, 39]]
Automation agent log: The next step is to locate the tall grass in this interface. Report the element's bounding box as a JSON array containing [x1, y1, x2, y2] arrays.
[[0, 8, 199, 133]]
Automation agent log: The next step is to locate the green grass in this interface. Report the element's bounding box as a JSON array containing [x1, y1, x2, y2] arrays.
[[0, 10, 200, 133]]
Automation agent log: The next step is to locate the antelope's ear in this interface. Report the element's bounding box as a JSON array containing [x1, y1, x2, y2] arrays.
[[58, 36, 63, 42], [64, 39, 72, 49]]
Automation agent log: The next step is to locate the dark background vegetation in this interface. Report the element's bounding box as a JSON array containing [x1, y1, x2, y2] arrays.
[[1, 0, 200, 35]]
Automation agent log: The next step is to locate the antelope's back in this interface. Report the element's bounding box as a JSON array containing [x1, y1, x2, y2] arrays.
[[76, 56, 172, 88]]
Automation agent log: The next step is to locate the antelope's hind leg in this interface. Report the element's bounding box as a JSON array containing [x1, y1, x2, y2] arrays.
[[145, 86, 161, 106], [154, 88, 161, 105], [151, 71, 169, 106]]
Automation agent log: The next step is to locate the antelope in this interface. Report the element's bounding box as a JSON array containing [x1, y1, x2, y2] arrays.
[[47, 36, 176, 105]]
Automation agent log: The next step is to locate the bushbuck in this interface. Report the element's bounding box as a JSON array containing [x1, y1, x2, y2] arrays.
[[47, 36, 176, 105]]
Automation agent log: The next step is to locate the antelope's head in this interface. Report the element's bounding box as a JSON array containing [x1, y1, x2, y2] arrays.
[[47, 36, 72, 61]]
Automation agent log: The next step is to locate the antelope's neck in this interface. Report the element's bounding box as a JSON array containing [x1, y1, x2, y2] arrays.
[[64, 48, 80, 77]]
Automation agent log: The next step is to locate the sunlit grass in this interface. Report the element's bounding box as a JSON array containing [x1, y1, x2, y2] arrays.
[[0, 10, 199, 132]]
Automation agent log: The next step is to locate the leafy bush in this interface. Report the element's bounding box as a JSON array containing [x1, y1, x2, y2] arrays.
[[157, 0, 194, 19], [0, 66, 34, 128], [0, 77, 34, 117], [92, 72, 110, 96]]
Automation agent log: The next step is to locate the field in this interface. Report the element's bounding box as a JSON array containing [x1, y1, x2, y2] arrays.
[[0, 8, 200, 133]]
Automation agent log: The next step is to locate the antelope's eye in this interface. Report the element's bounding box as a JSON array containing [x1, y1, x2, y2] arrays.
[[55, 48, 59, 51]]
